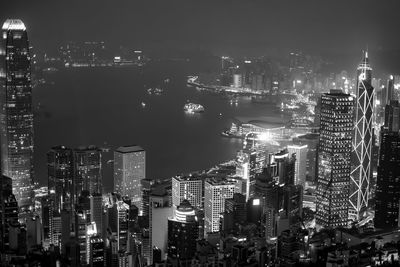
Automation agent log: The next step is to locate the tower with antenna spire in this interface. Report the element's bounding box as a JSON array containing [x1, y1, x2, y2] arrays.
[[349, 50, 374, 222]]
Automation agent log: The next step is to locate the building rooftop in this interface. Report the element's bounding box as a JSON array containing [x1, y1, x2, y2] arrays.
[[115, 145, 145, 153], [2, 19, 26, 31]]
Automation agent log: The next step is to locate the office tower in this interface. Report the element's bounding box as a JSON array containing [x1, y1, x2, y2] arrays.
[[233, 74, 243, 88], [115, 200, 129, 252], [0, 19, 34, 208], [204, 178, 235, 235], [225, 193, 247, 225], [74, 146, 102, 197], [50, 212, 62, 247], [316, 90, 353, 228], [89, 235, 105, 267], [269, 149, 295, 185], [287, 144, 308, 188], [384, 100, 400, 132], [47, 146, 74, 213], [236, 151, 250, 200], [141, 178, 154, 217], [375, 102, 400, 230], [149, 191, 172, 265], [90, 194, 103, 238], [114, 145, 146, 212], [172, 175, 203, 209], [293, 133, 319, 182], [374, 129, 400, 230], [384, 75, 394, 106], [168, 200, 199, 264], [349, 51, 374, 221]]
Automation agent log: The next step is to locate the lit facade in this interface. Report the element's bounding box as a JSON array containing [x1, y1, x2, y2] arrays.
[[349, 52, 374, 221], [74, 146, 102, 197], [204, 178, 235, 234], [287, 144, 308, 188], [172, 175, 203, 209], [316, 90, 353, 228], [47, 146, 74, 213], [0, 19, 34, 208], [114, 145, 145, 212]]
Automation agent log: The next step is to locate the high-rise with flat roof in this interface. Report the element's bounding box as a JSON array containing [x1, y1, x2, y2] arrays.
[[316, 90, 354, 228], [0, 19, 34, 208], [47, 146, 74, 213], [114, 145, 146, 212], [204, 178, 235, 235], [74, 146, 102, 197], [287, 144, 308, 188], [172, 175, 203, 209]]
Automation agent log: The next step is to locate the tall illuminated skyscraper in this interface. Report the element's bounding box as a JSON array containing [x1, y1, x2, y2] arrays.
[[349, 51, 374, 221], [316, 90, 353, 228], [0, 19, 34, 208], [114, 145, 145, 212]]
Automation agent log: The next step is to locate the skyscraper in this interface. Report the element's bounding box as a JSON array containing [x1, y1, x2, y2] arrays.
[[316, 90, 353, 228], [287, 144, 308, 188], [374, 129, 400, 230], [167, 200, 199, 264], [349, 51, 374, 221], [384, 100, 400, 133], [172, 175, 203, 209], [204, 178, 235, 235], [375, 101, 400, 230], [74, 146, 102, 197], [0, 19, 34, 208], [47, 146, 74, 213], [114, 145, 145, 212]]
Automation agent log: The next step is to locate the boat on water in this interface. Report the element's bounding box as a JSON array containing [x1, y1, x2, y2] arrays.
[[184, 103, 204, 113], [147, 87, 164, 95]]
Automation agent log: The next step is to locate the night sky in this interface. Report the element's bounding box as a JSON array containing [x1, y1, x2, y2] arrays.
[[2, 0, 400, 73]]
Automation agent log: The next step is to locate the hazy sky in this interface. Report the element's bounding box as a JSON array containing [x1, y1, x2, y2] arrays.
[[2, 0, 400, 72]]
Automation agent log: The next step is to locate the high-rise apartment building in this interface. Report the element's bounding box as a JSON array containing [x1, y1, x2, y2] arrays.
[[0, 19, 34, 208]]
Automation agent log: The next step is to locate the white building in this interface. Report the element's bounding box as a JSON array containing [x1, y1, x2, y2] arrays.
[[172, 175, 203, 209], [114, 145, 145, 212], [287, 144, 307, 188], [204, 178, 235, 235]]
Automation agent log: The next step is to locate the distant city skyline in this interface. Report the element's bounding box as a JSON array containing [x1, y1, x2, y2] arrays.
[[2, 1, 400, 73]]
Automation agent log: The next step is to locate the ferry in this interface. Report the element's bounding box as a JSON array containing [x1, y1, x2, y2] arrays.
[[184, 103, 204, 113], [147, 87, 164, 95]]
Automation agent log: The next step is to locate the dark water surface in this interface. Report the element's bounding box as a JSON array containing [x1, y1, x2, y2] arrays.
[[34, 61, 282, 191]]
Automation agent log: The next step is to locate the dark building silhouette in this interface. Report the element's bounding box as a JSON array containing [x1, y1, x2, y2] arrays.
[[167, 200, 199, 264], [47, 146, 74, 213], [375, 102, 400, 230]]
